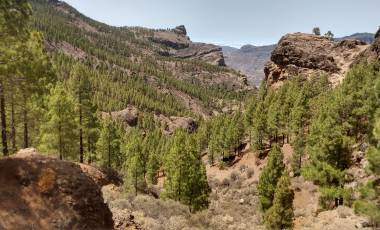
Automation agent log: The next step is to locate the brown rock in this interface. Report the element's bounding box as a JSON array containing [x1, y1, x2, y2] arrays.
[[173, 25, 187, 36], [175, 43, 226, 66], [152, 29, 190, 49], [155, 114, 198, 135], [353, 28, 380, 65], [151, 26, 226, 66], [0, 151, 114, 229], [265, 33, 369, 87], [102, 105, 139, 127], [375, 27, 380, 39]]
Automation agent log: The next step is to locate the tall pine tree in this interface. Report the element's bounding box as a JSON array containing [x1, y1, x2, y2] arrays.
[[258, 144, 285, 211]]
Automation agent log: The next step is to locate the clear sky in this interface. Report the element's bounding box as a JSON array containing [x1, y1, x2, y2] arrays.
[[64, 0, 380, 48]]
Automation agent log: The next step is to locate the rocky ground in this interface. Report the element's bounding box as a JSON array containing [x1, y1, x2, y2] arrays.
[[0, 147, 373, 229], [101, 143, 373, 230]]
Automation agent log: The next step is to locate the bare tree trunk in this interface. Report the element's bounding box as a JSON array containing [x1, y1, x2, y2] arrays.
[[23, 95, 28, 148], [108, 127, 111, 168], [10, 92, 16, 153], [58, 122, 63, 160], [0, 82, 8, 156], [87, 134, 91, 164], [79, 96, 84, 163]]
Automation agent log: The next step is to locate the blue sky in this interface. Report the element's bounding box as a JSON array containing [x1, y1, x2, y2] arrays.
[[64, 0, 380, 47]]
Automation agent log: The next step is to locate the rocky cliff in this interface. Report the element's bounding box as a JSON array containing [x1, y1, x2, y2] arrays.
[[264, 33, 369, 87], [151, 25, 226, 66]]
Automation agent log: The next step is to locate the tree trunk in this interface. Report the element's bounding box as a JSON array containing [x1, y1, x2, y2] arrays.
[[79, 101, 83, 163], [23, 95, 28, 148], [0, 82, 8, 156], [87, 134, 91, 164], [108, 129, 111, 168], [10, 93, 16, 153], [58, 121, 63, 160], [135, 167, 138, 196]]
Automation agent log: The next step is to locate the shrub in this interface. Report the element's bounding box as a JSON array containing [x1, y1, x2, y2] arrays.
[[221, 178, 230, 187], [239, 164, 247, 173], [230, 171, 240, 181], [246, 168, 254, 179]]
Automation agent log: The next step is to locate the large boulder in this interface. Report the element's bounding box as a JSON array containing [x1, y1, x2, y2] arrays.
[[0, 149, 114, 229], [102, 105, 139, 127], [155, 114, 198, 135], [264, 33, 369, 87]]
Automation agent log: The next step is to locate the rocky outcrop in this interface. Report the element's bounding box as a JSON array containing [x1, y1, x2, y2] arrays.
[[152, 29, 191, 50], [0, 149, 114, 229], [353, 28, 380, 65], [264, 33, 369, 87], [155, 114, 198, 135], [375, 27, 380, 39], [176, 43, 226, 66], [102, 105, 139, 127], [173, 25, 187, 36], [151, 25, 226, 66]]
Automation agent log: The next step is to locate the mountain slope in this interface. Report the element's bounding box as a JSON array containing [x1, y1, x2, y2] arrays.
[[336, 33, 375, 44], [223, 44, 275, 86], [31, 0, 250, 118]]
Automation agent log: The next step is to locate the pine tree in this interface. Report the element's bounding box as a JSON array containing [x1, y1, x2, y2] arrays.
[[69, 64, 99, 163], [39, 84, 78, 160], [353, 112, 380, 227], [264, 172, 294, 230], [96, 117, 122, 169], [291, 132, 305, 176], [162, 130, 210, 212], [258, 145, 285, 211], [0, 0, 32, 156], [122, 128, 146, 195], [145, 129, 163, 184], [302, 96, 351, 187]]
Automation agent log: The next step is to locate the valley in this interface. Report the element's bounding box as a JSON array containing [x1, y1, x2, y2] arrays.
[[0, 0, 379, 230]]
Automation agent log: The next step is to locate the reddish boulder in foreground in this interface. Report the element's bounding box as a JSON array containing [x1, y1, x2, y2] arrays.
[[0, 149, 114, 230]]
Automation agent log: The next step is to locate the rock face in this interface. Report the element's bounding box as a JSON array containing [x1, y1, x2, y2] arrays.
[[375, 27, 380, 39], [155, 114, 198, 135], [0, 149, 114, 229], [173, 25, 187, 36], [353, 28, 380, 65], [264, 33, 369, 87], [152, 29, 191, 50], [176, 42, 226, 66], [102, 105, 139, 127], [151, 25, 226, 66]]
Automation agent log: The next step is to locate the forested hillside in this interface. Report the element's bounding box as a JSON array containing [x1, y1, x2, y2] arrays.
[[0, 0, 379, 229], [31, 0, 250, 117]]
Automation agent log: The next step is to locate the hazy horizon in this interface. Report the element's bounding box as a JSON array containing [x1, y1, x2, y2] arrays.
[[63, 0, 380, 47]]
